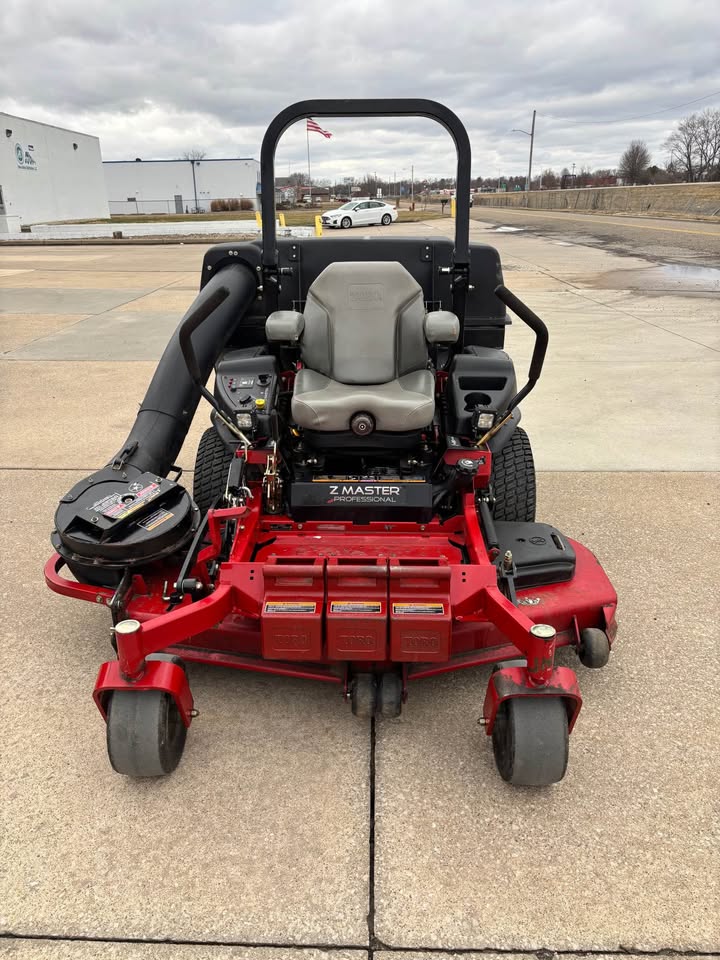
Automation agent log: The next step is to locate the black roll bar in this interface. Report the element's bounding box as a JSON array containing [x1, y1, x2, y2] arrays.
[[259, 99, 472, 271]]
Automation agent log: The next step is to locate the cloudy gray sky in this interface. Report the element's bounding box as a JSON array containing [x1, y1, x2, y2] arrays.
[[2, 0, 718, 181]]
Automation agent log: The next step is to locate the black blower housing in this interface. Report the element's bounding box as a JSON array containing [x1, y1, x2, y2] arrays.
[[51, 262, 257, 584], [52, 466, 198, 585]]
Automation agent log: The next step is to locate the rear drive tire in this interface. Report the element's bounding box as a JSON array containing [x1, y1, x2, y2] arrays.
[[491, 427, 536, 522], [491, 696, 568, 786], [381, 213, 392, 225], [341, 216, 352, 229], [193, 427, 233, 515]]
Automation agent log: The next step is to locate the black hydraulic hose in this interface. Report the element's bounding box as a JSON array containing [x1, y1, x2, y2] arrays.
[[109, 263, 257, 476], [432, 469, 457, 509]]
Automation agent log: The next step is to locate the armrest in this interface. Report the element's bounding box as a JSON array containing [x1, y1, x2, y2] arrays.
[[266, 310, 305, 343], [425, 310, 460, 344]]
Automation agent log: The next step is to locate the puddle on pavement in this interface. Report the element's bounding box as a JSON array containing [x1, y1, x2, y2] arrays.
[[492, 225, 525, 233], [596, 263, 720, 295]]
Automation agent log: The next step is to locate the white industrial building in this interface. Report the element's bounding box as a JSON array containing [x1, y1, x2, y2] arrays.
[[0, 113, 109, 232], [103, 158, 260, 215]]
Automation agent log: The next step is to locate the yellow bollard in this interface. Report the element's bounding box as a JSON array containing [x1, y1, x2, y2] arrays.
[[255, 211, 262, 228], [450, 197, 456, 219], [315, 215, 323, 237], [278, 213, 286, 228]]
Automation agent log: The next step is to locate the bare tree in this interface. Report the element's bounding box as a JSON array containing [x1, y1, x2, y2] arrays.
[[663, 109, 720, 182], [182, 148, 207, 161], [618, 141, 651, 185], [541, 168, 559, 190], [664, 116, 699, 181], [697, 108, 720, 180]]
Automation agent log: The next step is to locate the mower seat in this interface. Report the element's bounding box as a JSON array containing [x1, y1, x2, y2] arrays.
[[267, 261, 458, 433]]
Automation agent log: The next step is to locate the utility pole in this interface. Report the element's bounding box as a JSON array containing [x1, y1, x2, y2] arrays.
[[411, 164, 414, 207]]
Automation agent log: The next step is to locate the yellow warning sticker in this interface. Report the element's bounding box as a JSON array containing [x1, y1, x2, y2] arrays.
[[264, 601, 317, 614], [330, 601, 382, 614], [392, 602, 445, 616], [138, 508, 174, 531]]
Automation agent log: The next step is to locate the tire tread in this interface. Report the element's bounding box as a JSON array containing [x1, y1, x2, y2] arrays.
[[193, 428, 233, 515], [491, 427, 536, 522]]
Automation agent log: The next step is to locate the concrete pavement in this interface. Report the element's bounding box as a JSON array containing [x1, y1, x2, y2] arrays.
[[1, 226, 719, 955]]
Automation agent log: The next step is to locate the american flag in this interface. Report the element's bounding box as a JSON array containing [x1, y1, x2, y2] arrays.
[[307, 118, 332, 139]]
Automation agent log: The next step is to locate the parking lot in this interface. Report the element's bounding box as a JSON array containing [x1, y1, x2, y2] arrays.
[[1, 218, 719, 957]]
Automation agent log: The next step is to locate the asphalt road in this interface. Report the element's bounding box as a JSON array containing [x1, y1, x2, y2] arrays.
[[471, 205, 720, 268]]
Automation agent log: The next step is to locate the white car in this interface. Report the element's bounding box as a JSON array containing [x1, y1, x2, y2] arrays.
[[321, 200, 398, 229]]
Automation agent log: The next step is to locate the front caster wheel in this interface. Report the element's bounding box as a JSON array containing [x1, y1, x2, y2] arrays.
[[106, 688, 187, 777], [578, 627, 611, 668], [350, 673, 377, 718], [491, 697, 568, 786], [377, 672, 402, 719]]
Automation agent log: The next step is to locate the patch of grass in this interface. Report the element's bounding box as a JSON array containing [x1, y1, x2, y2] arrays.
[[47, 207, 449, 227]]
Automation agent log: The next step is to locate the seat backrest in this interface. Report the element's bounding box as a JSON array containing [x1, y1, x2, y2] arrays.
[[301, 261, 427, 385]]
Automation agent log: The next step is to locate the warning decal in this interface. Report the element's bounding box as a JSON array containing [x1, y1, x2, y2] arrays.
[[264, 601, 317, 614], [330, 601, 382, 614], [392, 602, 445, 616], [138, 508, 174, 531], [95, 481, 163, 522]]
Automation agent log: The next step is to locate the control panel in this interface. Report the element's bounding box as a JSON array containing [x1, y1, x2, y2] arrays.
[[214, 352, 279, 438]]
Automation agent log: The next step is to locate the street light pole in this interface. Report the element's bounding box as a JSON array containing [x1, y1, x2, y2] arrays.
[[526, 109, 536, 192], [190, 160, 199, 213], [512, 109, 536, 193]]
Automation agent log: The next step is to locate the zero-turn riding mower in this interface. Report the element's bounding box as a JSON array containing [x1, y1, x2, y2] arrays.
[[46, 100, 617, 785]]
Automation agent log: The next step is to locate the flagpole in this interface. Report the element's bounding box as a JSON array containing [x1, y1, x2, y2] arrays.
[[306, 122, 311, 203]]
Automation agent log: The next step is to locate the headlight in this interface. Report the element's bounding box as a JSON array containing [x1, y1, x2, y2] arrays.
[[236, 413, 254, 430], [472, 410, 495, 434]]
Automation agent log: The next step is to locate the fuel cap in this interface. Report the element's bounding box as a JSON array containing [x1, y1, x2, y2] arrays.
[[456, 457, 479, 476]]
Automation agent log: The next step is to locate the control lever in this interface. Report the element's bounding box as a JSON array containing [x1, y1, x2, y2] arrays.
[[474, 286, 548, 448], [493, 284, 548, 414]]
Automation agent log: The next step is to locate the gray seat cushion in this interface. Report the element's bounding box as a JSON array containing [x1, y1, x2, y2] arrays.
[[292, 367, 435, 432], [300, 261, 428, 384], [290, 261, 438, 434]]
